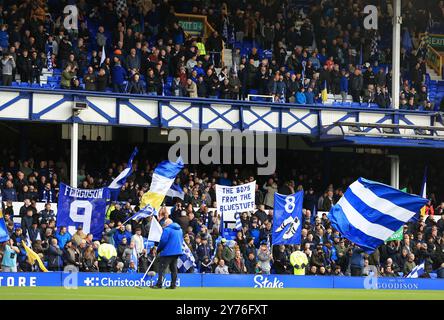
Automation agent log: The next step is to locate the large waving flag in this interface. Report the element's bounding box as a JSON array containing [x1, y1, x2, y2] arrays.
[[328, 178, 428, 253], [140, 157, 184, 213], [108, 147, 138, 201], [166, 182, 185, 200], [0, 195, 9, 243]]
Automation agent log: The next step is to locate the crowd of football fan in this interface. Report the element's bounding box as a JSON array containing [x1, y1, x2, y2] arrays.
[[1, 151, 444, 278], [0, 0, 443, 110]]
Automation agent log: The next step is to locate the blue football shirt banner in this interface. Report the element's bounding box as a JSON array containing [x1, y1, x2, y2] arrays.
[[272, 191, 303, 245], [57, 183, 110, 239], [328, 178, 428, 254]]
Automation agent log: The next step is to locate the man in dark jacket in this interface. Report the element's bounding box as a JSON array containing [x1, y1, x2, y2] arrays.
[[30, 51, 43, 84], [206, 31, 223, 67], [83, 66, 96, 91], [127, 73, 145, 94], [153, 218, 183, 289], [146, 68, 160, 95], [349, 68, 364, 102], [18, 49, 32, 83], [48, 238, 63, 271], [95, 68, 108, 92]]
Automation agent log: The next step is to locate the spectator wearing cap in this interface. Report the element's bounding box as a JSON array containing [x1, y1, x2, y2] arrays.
[[196, 234, 211, 264], [221, 238, 235, 264]]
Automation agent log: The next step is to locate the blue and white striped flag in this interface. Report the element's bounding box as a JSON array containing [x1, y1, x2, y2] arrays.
[[166, 183, 184, 200], [406, 262, 425, 278], [130, 204, 156, 221], [108, 147, 138, 201], [234, 212, 242, 231], [177, 240, 196, 273], [329, 178, 428, 254]]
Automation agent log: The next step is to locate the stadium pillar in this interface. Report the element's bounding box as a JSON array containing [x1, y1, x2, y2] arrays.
[[70, 122, 78, 188], [389, 155, 400, 189], [391, 0, 402, 109]]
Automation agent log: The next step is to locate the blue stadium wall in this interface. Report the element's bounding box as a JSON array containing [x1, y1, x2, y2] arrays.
[[1, 272, 444, 290]]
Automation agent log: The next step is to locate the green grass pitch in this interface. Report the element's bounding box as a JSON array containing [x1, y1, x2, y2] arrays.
[[0, 287, 444, 300]]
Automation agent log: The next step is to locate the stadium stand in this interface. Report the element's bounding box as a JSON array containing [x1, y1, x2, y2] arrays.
[[1, 0, 444, 279]]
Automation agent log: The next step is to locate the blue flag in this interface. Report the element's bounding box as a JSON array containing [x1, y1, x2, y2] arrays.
[[57, 183, 110, 240], [328, 178, 428, 253], [130, 204, 156, 221], [166, 183, 184, 200], [272, 191, 303, 245], [406, 262, 425, 278], [0, 195, 9, 243], [108, 147, 138, 201], [402, 29, 413, 53]]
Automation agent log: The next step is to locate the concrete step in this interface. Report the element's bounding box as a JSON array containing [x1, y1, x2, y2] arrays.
[[427, 66, 441, 81]]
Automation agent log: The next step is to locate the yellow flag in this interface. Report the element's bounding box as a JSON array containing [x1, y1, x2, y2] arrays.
[[21, 240, 48, 272], [321, 81, 328, 103]]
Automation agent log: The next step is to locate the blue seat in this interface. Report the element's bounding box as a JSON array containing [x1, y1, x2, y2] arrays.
[[351, 102, 361, 108]]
